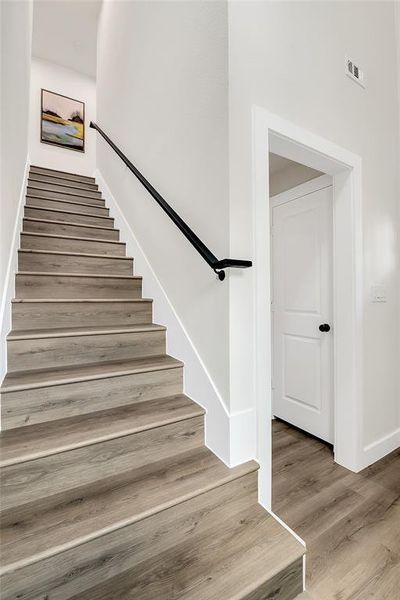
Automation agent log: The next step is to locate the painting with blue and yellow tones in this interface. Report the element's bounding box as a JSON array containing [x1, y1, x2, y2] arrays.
[[41, 89, 85, 152]]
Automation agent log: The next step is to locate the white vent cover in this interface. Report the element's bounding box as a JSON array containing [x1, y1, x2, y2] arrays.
[[345, 57, 365, 88]]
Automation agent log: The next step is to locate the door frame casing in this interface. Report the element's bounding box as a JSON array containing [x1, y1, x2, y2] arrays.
[[252, 106, 364, 508]]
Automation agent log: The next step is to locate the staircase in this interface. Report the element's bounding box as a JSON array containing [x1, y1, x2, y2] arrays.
[[0, 165, 305, 599]]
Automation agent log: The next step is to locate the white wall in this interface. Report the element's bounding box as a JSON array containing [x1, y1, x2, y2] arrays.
[[228, 1, 400, 454], [395, 1, 400, 431], [1, 0, 33, 378], [29, 57, 96, 176], [96, 1, 230, 403]]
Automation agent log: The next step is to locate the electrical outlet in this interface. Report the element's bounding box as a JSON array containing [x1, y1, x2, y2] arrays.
[[345, 57, 365, 88], [371, 285, 386, 303]]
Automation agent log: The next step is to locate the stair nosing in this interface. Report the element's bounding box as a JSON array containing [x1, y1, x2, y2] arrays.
[[18, 248, 133, 261], [0, 355, 183, 393], [26, 205, 113, 222], [0, 398, 205, 468], [0, 456, 258, 576], [30, 165, 95, 182], [17, 271, 141, 279], [23, 216, 118, 232], [26, 195, 106, 210], [12, 298, 152, 303], [7, 323, 166, 341], [21, 232, 125, 245], [231, 553, 305, 600]]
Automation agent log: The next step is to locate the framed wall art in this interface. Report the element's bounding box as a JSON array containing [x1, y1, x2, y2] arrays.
[[41, 89, 85, 152]]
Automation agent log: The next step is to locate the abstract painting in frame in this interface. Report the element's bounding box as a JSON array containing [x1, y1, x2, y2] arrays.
[[41, 89, 85, 152]]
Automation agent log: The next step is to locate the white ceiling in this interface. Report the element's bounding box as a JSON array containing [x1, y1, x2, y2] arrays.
[[32, 0, 102, 79]]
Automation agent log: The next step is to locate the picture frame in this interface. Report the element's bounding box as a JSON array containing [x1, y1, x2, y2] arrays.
[[41, 88, 85, 152]]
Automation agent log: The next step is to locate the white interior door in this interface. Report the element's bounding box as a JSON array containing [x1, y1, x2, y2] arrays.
[[271, 177, 333, 443]]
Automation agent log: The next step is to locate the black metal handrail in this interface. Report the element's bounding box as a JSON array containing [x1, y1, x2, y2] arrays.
[[90, 121, 252, 280]]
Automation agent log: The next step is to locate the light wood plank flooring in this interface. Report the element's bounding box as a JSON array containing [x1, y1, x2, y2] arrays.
[[272, 419, 400, 600]]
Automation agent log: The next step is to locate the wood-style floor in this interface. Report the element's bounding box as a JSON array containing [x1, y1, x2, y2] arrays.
[[272, 419, 400, 600]]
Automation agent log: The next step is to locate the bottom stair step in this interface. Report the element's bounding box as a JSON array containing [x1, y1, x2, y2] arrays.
[[1, 462, 304, 600], [1, 448, 257, 574], [70, 508, 303, 600]]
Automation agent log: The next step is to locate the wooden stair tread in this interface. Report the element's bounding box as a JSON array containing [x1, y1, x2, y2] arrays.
[[27, 186, 102, 199], [28, 175, 99, 191], [26, 195, 106, 209], [23, 216, 119, 232], [27, 196, 104, 206], [26, 204, 113, 221], [30, 165, 95, 182], [70, 504, 304, 600], [17, 270, 141, 279], [1, 447, 259, 572], [26, 194, 110, 216], [0, 354, 182, 392], [18, 248, 132, 260], [21, 231, 125, 245], [0, 394, 204, 467], [7, 323, 166, 339], [12, 297, 152, 303]]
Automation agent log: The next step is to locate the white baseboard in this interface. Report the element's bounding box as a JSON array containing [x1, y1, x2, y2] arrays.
[[96, 169, 255, 465], [0, 157, 30, 385], [360, 427, 400, 470]]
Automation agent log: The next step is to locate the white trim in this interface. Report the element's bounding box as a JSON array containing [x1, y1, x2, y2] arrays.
[[270, 174, 332, 207], [0, 156, 30, 385], [252, 106, 364, 508], [229, 407, 256, 466], [95, 169, 256, 466], [361, 428, 400, 470]]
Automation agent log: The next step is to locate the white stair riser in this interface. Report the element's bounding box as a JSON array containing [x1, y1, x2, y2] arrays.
[[1, 367, 183, 429]]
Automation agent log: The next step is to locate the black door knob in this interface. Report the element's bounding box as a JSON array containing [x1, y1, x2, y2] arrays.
[[319, 323, 331, 332]]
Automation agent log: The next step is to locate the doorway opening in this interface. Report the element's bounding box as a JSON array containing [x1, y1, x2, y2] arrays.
[[269, 161, 334, 445], [252, 107, 364, 509]]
